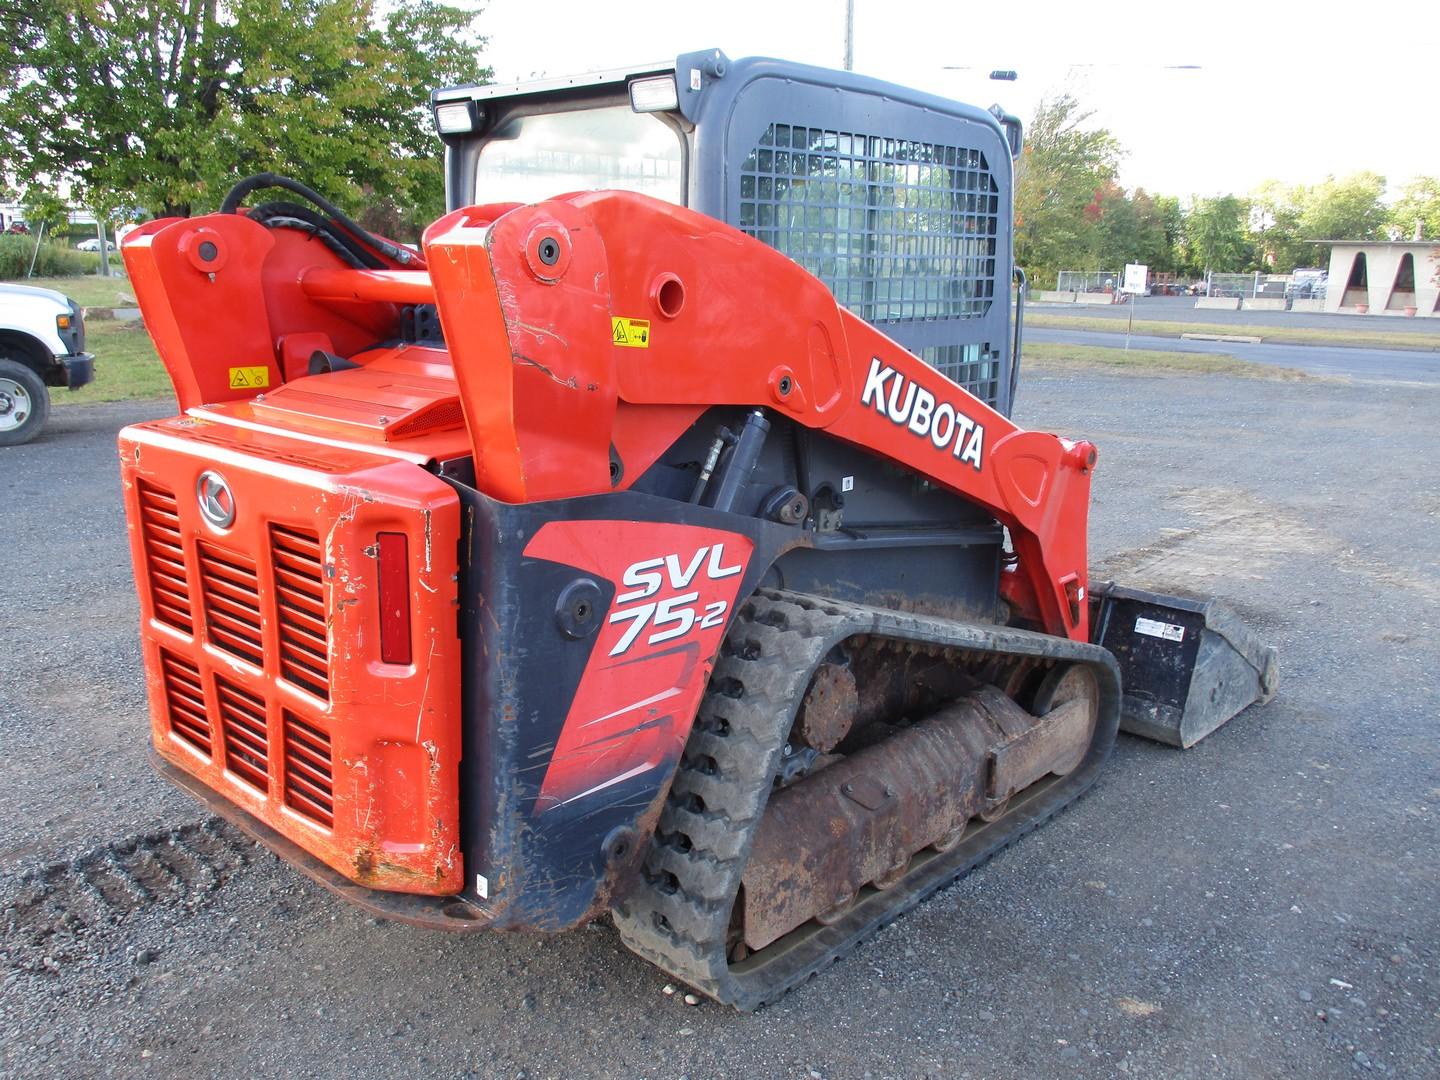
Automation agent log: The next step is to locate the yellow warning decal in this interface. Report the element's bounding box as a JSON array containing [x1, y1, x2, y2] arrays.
[[611, 316, 651, 348], [228, 366, 271, 390]]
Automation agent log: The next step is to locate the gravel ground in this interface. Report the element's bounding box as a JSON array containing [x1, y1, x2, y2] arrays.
[[2, 367, 1437, 1079]]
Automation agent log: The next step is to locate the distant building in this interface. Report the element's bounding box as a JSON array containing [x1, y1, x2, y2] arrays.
[[1319, 241, 1439, 317]]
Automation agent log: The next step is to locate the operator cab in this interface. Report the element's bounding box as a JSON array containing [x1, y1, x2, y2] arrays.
[[432, 50, 1024, 415]]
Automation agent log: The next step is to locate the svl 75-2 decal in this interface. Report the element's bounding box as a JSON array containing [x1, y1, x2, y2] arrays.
[[523, 521, 755, 810], [608, 544, 742, 655]]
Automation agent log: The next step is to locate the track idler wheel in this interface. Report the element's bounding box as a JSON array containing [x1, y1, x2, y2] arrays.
[[1029, 664, 1102, 778]]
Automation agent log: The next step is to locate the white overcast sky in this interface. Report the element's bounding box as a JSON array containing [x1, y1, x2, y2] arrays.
[[468, 0, 1439, 200]]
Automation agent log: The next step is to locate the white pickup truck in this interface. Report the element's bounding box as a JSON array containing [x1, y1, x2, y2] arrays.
[[0, 282, 94, 445]]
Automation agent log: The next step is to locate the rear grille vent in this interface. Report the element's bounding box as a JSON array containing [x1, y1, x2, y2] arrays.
[[283, 712, 334, 828], [161, 650, 210, 756], [270, 526, 329, 700], [198, 543, 264, 667], [215, 676, 269, 793], [138, 481, 193, 633]]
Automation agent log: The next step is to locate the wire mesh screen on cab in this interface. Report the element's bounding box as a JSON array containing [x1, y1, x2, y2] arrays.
[[737, 123, 1001, 406]]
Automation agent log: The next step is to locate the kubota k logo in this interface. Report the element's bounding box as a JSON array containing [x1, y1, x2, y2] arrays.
[[195, 470, 236, 529]]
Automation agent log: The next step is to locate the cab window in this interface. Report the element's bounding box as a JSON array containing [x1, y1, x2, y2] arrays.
[[475, 105, 685, 205]]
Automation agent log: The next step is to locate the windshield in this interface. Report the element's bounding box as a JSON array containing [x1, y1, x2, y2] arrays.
[[474, 105, 685, 205]]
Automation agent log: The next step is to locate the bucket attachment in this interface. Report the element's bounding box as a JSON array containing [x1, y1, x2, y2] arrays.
[[1089, 582, 1278, 748]]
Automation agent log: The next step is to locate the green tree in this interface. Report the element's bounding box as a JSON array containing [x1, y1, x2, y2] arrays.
[[1014, 94, 1122, 287], [21, 184, 70, 238], [1388, 176, 1440, 241], [1185, 195, 1251, 274], [1298, 172, 1387, 242], [1249, 179, 1310, 271], [1082, 183, 1172, 273], [1123, 189, 1175, 272], [1151, 193, 1186, 274], [1085, 180, 1134, 269], [0, 0, 490, 234]]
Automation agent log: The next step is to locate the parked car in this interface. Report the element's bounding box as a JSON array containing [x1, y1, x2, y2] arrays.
[[0, 283, 94, 445], [75, 238, 111, 253]]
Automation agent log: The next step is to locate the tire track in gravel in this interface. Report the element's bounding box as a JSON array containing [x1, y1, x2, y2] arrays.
[[1, 818, 258, 970]]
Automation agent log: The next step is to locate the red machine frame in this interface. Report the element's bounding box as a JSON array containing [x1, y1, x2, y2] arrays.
[[119, 190, 1097, 908]]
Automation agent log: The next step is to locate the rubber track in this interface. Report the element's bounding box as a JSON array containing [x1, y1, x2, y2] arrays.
[[1, 818, 255, 967], [611, 588, 1120, 1011]]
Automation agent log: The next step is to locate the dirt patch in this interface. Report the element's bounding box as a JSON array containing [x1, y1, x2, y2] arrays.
[[1094, 487, 1331, 594], [1116, 997, 1162, 1018], [1354, 562, 1440, 605], [1096, 486, 1440, 605]]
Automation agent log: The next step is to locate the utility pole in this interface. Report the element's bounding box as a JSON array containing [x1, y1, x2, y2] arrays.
[[844, 0, 854, 71]]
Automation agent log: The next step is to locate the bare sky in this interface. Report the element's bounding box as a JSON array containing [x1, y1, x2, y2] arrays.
[[470, 0, 1439, 200]]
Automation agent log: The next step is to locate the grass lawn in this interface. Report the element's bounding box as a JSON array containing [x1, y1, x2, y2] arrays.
[[1022, 341, 1311, 381], [55, 318, 173, 406], [1025, 312, 1440, 352], [13, 273, 137, 311]]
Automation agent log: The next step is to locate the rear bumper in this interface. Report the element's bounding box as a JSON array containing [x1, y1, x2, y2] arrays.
[[151, 745, 491, 931]]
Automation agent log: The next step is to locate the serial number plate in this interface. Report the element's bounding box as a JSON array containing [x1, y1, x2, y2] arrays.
[[1135, 616, 1185, 642]]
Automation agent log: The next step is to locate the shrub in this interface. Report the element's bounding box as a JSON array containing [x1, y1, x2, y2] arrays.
[[0, 235, 100, 279]]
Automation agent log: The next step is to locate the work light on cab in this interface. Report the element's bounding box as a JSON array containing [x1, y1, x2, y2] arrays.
[[628, 75, 678, 112]]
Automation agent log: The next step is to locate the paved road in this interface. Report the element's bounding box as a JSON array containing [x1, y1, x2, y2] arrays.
[[1028, 296, 1440, 335], [3, 378, 1439, 1079], [1025, 325, 1440, 384]]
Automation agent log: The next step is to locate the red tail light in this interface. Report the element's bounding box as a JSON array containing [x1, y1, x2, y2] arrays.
[[377, 532, 412, 664]]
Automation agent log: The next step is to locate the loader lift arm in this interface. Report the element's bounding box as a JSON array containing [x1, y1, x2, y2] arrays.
[[420, 191, 1098, 641]]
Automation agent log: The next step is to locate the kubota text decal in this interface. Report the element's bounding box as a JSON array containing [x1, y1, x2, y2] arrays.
[[861, 356, 985, 470]]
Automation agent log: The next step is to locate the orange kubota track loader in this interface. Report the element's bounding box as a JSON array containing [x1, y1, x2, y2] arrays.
[[117, 52, 1276, 1009]]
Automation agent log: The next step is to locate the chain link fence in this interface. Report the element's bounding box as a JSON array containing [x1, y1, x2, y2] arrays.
[[1056, 269, 1329, 304], [1206, 272, 1291, 299], [1056, 270, 1121, 294]]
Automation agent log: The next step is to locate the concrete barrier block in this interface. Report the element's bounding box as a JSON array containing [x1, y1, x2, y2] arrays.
[[1289, 299, 1325, 312], [1241, 298, 1287, 311], [1035, 290, 1078, 303], [1195, 297, 1241, 310], [1076, 292, 1118, 305]]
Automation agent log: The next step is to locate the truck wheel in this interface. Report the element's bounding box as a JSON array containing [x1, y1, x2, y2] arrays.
[[0, 358, 49, 446]]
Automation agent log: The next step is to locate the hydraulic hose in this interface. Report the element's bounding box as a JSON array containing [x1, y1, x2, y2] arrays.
[[246, 201, 381, 270], [219, 173, 415, 266]]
